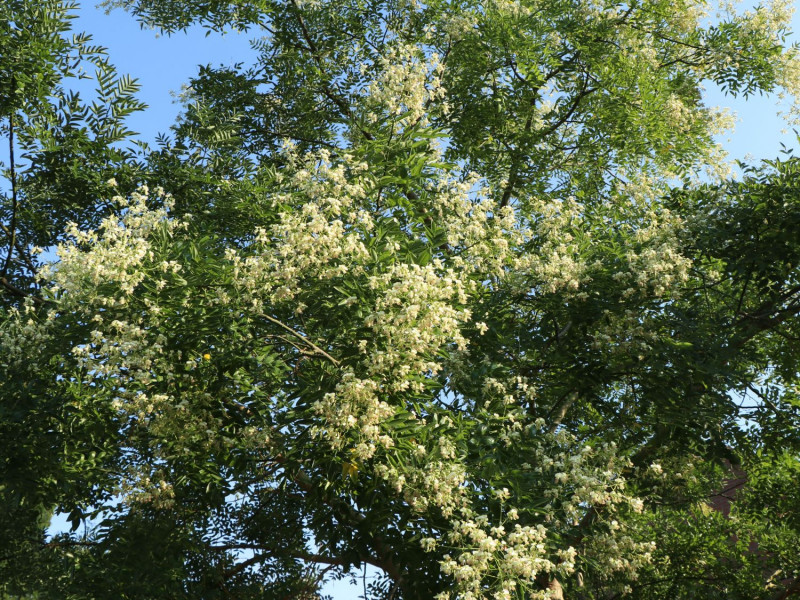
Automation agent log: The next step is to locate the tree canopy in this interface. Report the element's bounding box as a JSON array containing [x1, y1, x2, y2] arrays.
[[2, 0, 800, 598]]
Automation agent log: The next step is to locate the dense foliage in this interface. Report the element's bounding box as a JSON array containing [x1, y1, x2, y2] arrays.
[[2, 0, 800, 598]]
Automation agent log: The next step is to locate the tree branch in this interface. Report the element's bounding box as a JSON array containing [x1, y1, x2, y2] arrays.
[[288, 0, 374, 142], [547, 391, 578, 433], [288, 466, 405, 585], [259, 312, 340, 366], [772, 576, 800, 600], [218, 547, 346, 579], [2, 112, 18, 278], [0, 276, 46, 305]]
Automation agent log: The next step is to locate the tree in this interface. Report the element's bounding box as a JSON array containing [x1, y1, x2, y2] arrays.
[[1, 1, 145, 595], [2, 0, 800, 598]]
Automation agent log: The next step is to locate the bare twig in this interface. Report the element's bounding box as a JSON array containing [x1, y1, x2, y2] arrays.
[[259, 312, 340, 366], [2, 112, 18, 278]]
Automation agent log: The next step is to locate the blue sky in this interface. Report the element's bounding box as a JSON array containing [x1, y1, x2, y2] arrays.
[[72, 3, 256, 146], [48, 2, 800, 597]]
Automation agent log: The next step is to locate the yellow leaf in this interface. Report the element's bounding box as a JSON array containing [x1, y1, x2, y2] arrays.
[[342, 462, 359, 480]]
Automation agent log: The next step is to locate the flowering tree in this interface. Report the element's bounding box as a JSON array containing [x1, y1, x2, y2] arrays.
[[2, 0, 800, 598]]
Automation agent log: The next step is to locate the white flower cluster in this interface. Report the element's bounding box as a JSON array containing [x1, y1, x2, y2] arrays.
[[668, 0, 709, 34], [414, 414, 651, 598], [0, 302, 55, 368], [774, 46, 800, 125], [45, 187, 176, 301], [312, 261, 473, 459], [115, 466, 176, 509], [0, 188, 261, 505], [432, 174, 523, 278], [227, 149, 477, 458], [663, 94, 695, 136], [437, 11, 479, 41], [731, 0, 795, 46], [626, 209, 691, 297], [538, 438, 637, 526], [363, 41, 447, 125], [313, 372, 394, 453], [363, 261, 470, 382], [231, 149, 373, 308], [515, 196, 589, 295], [488, 0, 534, 19], [591, 207, 691, 355], [399, 459, 470, 516], [439, 514, 562, 600], [581, 531, 657, 585], [373, 418, 471, 517]]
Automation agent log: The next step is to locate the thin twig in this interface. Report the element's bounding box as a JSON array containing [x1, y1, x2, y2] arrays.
[[0, 222, 36, 275], [288, 0, 374, 142], [259, 312, 340, 366], [2, 112, 18, 278]]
